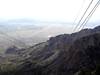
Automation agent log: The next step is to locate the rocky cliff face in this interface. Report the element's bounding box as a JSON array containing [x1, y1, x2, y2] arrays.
[[0, 26, 100, 75]]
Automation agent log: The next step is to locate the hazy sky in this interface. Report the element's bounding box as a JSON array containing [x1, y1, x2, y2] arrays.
[[0, 0, 99, 31], [0, 0, 99, 22]]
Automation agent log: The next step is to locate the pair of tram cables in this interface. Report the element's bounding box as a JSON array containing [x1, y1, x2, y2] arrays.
[[73, 0, 100, 32]]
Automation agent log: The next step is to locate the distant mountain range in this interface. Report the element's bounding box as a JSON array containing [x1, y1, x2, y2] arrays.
[[0, 21, 74, 53], [0, 25, 100, 75]]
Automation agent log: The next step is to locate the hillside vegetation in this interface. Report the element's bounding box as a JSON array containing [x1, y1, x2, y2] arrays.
[[0, 26, 100, 75]]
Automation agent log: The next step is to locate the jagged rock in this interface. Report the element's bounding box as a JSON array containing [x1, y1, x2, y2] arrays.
[[5, 46, 19, 54], [0, 25, 100, 75]]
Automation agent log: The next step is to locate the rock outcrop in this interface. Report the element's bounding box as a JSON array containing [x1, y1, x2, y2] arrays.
[[0, 26, 100, 75]]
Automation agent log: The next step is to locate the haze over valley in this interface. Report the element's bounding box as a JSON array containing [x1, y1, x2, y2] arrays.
[[0, 20, 76, 53]]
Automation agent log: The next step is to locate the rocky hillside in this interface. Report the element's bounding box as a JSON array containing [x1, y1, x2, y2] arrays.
[[0, 26, 100, 75]]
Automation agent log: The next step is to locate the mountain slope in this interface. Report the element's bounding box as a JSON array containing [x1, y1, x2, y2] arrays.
[[0, 26, 100, 75]]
